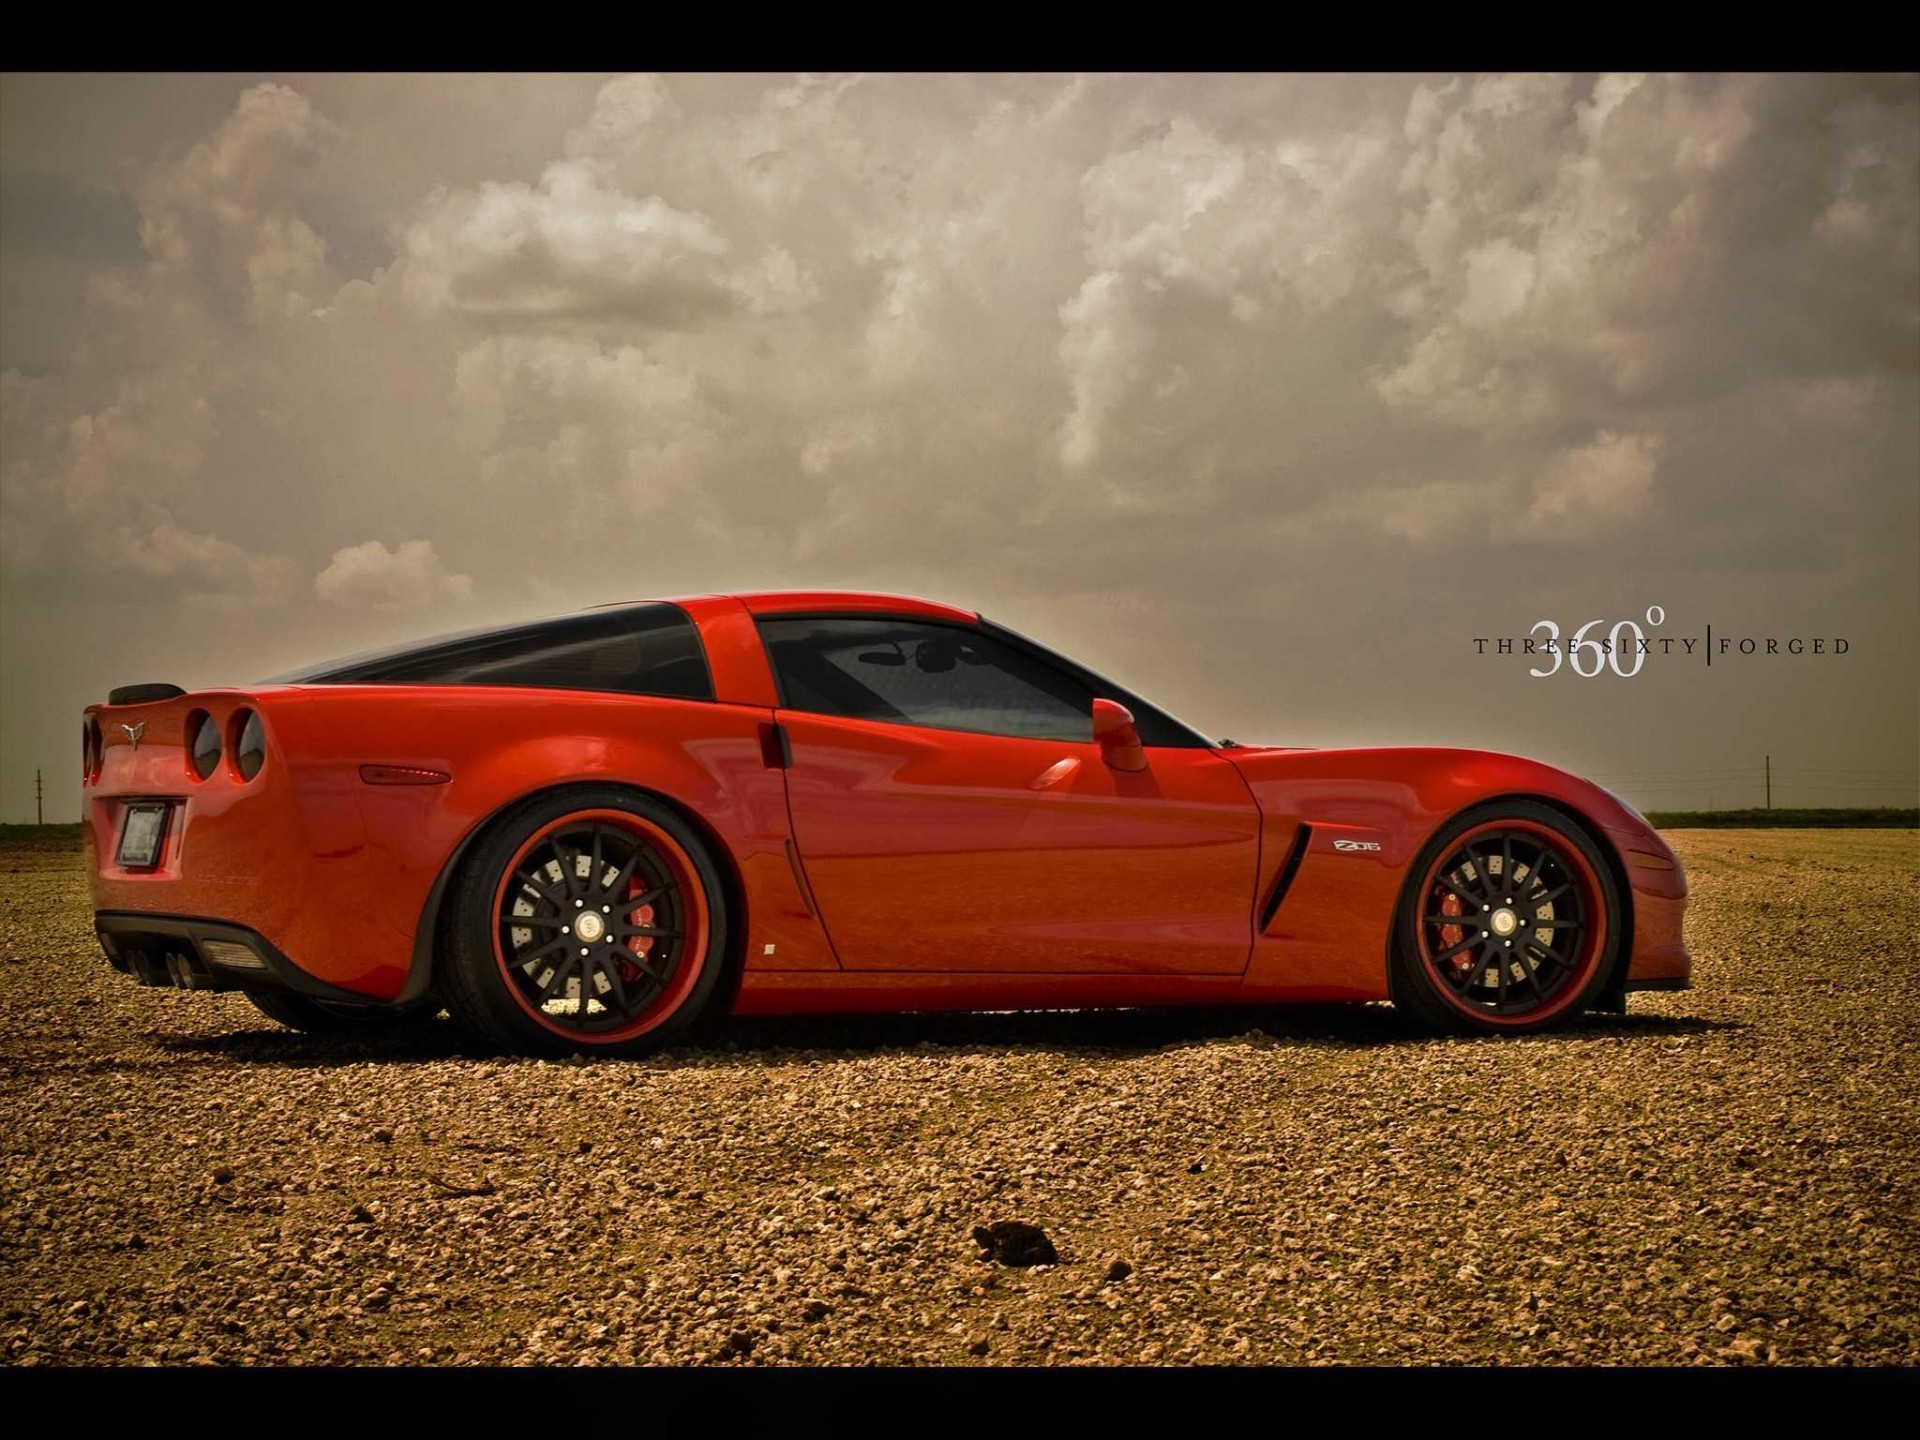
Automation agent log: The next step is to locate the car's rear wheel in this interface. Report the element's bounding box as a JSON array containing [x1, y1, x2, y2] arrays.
[[438, 787, 729, 1057], [1391, 800, 1620, 1035], [245, 990, 437, 1034]]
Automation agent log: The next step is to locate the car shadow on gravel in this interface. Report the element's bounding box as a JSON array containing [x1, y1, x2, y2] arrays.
[[141, 1002, 1742, 1069], [705, 1003, 1742, 1059]]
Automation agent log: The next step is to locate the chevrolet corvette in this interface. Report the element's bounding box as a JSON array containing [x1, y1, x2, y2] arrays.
[[82, 591, 1689, 1054]]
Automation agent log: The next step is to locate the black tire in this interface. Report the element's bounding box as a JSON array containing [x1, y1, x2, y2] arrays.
[[1390, 799, 1622, 1036], [246, 989, 437, 1034], [436, 785, 731, 1057]]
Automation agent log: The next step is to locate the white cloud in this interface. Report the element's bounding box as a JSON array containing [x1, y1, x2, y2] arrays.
[[131, 82, 337, 323], [399, 158, 733, 325], [799, 415, 881, 477], [315, 539, 474, 609], [93, 520, 296, 596], [397, 148, 819, 330], [564, 74, 676, 159], [1525, 431, 1663, 529], [1053, 114, 1391, 489]]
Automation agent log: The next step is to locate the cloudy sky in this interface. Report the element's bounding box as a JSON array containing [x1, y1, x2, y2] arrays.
[[3, 72, 1916, 820]]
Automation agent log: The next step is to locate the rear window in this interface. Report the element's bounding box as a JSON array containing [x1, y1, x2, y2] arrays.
[[274, 603, 713, 700]]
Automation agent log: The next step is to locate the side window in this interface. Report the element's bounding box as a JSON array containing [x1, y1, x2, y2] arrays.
[[283, 603, 714, 700], [758, 618, 1095, 741]]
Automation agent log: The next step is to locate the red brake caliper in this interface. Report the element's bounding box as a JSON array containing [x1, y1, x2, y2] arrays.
[[617, 873, 655, 985], [1438, 888, 1472, 977]]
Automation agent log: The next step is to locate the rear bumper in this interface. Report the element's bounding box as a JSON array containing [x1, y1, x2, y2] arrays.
[[93, 910, 377, 1005], [84, 771, 420, 1001]]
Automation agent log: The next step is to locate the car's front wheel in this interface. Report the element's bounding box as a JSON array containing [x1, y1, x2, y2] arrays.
[[437, 787, 730, 1057], [1391, 800, 1621, 1034]]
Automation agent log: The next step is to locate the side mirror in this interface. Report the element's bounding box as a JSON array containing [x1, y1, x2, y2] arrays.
[[1091, 698, 1147, 773]]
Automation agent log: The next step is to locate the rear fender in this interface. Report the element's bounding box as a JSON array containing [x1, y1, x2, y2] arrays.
[[394, 769, 760, 1011], [366, 703, 831, 1007]]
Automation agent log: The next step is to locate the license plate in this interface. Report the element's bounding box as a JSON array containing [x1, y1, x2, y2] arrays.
[[116, 803, 170, 869]]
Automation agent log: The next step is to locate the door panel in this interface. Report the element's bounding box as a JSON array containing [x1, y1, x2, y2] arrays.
[[778, 712, 1261, 974]]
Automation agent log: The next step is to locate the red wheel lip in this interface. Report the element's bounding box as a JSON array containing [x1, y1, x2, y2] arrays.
[[490, 807, 711, 1046], [1413, 817, 1608, 1029]]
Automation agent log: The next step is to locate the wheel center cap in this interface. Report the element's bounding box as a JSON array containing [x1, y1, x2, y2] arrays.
[[574, 911, 605, 943], [1490, 908, 1518, 937]]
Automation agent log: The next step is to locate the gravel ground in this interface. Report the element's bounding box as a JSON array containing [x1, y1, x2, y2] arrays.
[[1, 829, 1915, 1366]]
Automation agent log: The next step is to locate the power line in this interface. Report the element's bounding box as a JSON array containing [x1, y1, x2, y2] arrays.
[[1588, 766, 1916, 779]]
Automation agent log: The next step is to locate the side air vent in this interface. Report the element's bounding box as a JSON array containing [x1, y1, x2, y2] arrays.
[[1258, 823, 1315, 932], [107, 683, 186, 706]]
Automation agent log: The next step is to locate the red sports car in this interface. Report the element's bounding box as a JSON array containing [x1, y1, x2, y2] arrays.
[[81, 591, 1689, 1054]]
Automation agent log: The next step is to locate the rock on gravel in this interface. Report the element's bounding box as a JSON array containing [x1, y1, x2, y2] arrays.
[[0, 828, 1916, 1366], [973, 1222, 1059, 1268]]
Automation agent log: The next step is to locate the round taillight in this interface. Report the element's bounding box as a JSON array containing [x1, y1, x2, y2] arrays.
[[189, 712, 222, 780], [233, 709, 266, 782]]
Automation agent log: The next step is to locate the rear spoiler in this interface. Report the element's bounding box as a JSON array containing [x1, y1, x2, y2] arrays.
[[107, 684, 186, 706]]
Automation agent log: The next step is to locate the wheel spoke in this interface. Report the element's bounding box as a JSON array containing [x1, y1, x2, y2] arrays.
[[1464, 951, 1497, 991], [516, 872, 568, 908], [611, 945, 664, 982], [536, 954, 579, 1002], [1500, 835, 1515, 897], [512, 936, 571, 968], [552, 836, 583, 899], [578, 954, 599, 1021], [1433, 933, 1480, 962], [597, 844, 644, 902], [614, 923, 685, 942], [505, 913, 566, 930], [588, 825, 604, 892], [1435, 876, 1483, 910], [1525, 938, 1568, 969], [1460, 845, 1492, 898], [1512, 840, 1543, 898], [601, 956, 631, 1014]]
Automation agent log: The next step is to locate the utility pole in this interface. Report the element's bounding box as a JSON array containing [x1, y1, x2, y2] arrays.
[[35, 768, 43, 825], [1765, 754, 1771, 811]]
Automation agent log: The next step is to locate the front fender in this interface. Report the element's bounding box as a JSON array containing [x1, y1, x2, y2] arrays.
[[1220, 745, 1686, 1001]]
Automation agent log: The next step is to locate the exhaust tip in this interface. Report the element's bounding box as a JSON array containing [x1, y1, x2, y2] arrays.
[[123, 949, 170, 986]]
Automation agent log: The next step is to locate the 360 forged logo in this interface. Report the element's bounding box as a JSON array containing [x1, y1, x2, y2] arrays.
[[1473, 607, 1852, 679]]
